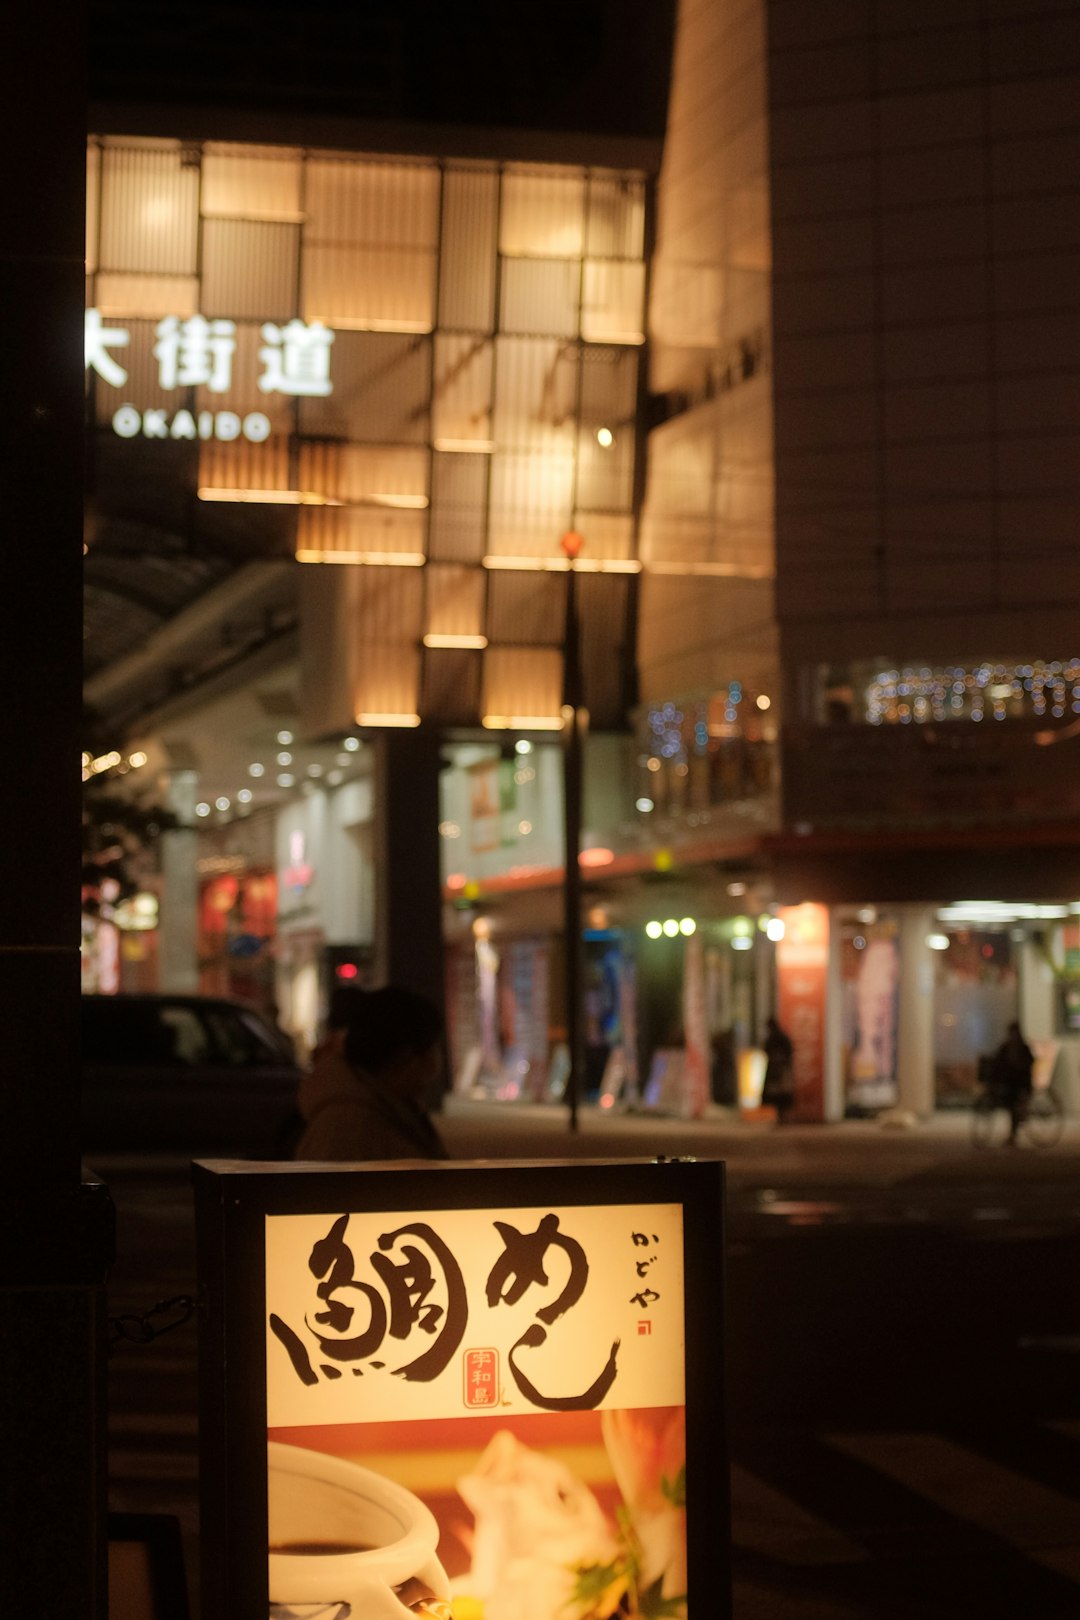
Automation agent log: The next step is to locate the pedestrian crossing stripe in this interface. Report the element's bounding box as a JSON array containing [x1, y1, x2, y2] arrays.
[[825, 1431, 1080, 1585], [730, 1463, 867, 1566]]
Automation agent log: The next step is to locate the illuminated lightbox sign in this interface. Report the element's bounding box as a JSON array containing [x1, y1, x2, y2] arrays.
[[194, 1158, 729, 1620], [85, 308, 335, 442]]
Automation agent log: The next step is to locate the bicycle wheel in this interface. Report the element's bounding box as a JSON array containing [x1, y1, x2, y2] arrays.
[[972, 1093, 1008, 1148], [1021, 1090, 1065, 1149]]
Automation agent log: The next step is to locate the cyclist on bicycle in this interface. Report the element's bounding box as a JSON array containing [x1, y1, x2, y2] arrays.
[[992, 1022, 1034, 1145]]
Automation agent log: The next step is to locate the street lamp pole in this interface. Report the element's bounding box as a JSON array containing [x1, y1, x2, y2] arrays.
[[561, 530, 585, 1132]]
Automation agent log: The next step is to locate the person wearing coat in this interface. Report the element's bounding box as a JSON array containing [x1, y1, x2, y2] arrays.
[[294, 984, 449, 1161], [761, 1016, 795, 1123]]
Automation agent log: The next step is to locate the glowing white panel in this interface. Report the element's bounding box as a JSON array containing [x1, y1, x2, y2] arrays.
[[297, 506, 426, 562], [301, 331, 430, 442], [429, 452, 488, 566], [499, 258, 580, 337], [93, 274, 199, 320], [350, 568, 424, 718], [581, 260, 646, 344], [303, 245, 436, 332], [586, 172, 646, 260], [500, 166, 585, 258], [202, 220, 300, 320], [568, 511, 635, 560], [99, 141, 199, 275], [297, 444, 428, 507], [432, 335, 493, 448], [488, 450, 575, 557], [425, 565, 486, 640], [482, 648, 563, 727], [86, 141, 100, 275], [304, 158, 439, 332], [201, 144, 303, 220], [199, 439, 291, 495], [438, 165, 498, 329]]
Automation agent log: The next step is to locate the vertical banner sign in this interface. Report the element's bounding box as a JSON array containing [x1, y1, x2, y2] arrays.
[[776, 903, 829, 1122], [468, 760, 501, 854], [681, 930, 709, 1120], [195, 1160, 729, 1620]]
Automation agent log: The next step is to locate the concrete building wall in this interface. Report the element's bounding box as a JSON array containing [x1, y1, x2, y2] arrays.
[[766, 1, 1080, 712]]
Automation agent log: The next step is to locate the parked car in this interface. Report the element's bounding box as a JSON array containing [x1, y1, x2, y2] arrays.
[[81, 993, 302, 1155]]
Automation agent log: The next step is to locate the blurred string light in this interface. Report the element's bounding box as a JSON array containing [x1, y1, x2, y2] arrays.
[[864, 658, 1079, 725], [648, 701, 685, 761], [80, 748, 148, 778]]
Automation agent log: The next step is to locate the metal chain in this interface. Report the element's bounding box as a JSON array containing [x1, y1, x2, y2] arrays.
[[109, 1294, 195, 1349]]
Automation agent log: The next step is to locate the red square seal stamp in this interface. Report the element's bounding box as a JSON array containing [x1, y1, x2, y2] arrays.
[[463, 1347, 499, 1408]]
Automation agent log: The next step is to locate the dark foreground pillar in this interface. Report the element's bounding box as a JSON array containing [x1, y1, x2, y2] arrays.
[[0, 8, 114, 1615], [374, 728, 446, 1017]]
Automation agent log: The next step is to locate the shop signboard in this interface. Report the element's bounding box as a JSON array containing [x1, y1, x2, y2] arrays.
[[86, 307, 335, 442], [194, 1158, 728, 1620], [775, 904, 829, 1122]]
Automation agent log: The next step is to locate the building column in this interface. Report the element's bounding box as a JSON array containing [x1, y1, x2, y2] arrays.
[[374, 730, 445, 1016], [823, 908, 846, 1121], [159, 769, 200, 993], [896, 905, 936, 1118], [1018, 934, 1056, 1041]]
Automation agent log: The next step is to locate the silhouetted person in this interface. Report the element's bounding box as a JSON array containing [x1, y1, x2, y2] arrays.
[[294, 985, 449, 1161], [710, 1026, 736, 1106], [993, 1021, 1034, 1145], [761, 1016, 795, 1123]]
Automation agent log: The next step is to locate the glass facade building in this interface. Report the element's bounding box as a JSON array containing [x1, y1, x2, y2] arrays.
[[86, 138, 649, 735]]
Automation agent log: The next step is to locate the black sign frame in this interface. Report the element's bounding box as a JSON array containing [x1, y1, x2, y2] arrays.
[[193, 1155, 729, 1619]]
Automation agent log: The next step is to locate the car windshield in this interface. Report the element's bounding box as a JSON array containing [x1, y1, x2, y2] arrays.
[[83, 1000, 284, 1068]]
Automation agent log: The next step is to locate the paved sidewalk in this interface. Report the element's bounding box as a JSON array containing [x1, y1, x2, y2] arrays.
[[438, 1097, 1080, 1189]]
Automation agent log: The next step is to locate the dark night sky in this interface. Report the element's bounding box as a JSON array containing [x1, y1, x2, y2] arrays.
[[89, 0, 676, 146]]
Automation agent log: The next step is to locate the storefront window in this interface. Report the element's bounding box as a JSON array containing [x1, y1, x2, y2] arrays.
[[635, 688, 777, 824]]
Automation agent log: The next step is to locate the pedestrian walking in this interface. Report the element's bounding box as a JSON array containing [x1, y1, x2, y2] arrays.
[[993, 1020, 1035, 1146], [761, 1016, 795, 1123]]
